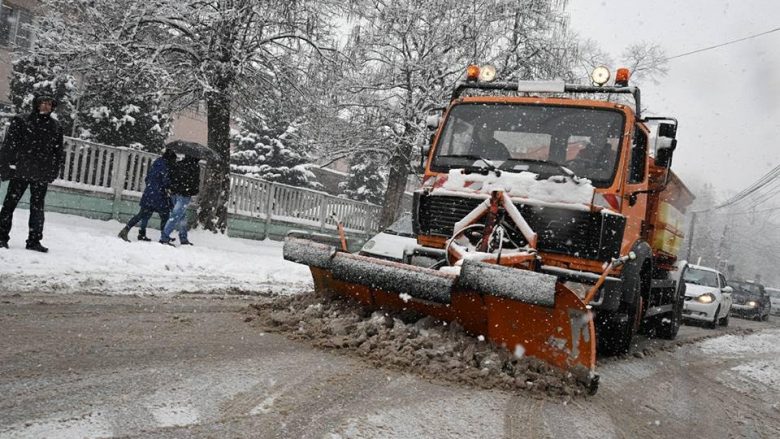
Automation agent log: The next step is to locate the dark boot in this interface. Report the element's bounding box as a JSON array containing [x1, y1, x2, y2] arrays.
[[137, 231, 151, 242], [118, 227, 130, 242], [26, 241, 49, 253], [159, 237, 176, 247]]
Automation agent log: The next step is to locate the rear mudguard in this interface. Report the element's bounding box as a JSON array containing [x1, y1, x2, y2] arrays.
[[284, 237, 598, 392]]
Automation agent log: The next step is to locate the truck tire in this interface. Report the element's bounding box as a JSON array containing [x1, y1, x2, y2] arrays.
[[596, 297, 642, 356], [597, 253, 650, 356], [718, 314, 729, 326], [656, 294, 683, 339], [655, 273, 685, 340]]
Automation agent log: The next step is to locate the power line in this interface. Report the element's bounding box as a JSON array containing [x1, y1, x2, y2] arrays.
[[712, 163, 780, 210], [666, 26, 780, 60]]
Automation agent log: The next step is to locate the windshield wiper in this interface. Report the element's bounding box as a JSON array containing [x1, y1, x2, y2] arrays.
[[438, 154, 499, 174], [500, 158, 581, 184]]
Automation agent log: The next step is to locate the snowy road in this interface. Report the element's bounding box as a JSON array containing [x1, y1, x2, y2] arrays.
[[1, 293, 778, 438]]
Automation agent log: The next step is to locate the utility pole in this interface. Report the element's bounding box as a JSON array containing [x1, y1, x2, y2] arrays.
[[685, 211, 697, 261]]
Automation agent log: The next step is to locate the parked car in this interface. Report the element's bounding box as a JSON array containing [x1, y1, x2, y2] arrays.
[[682, 264, 733, 328], [767, 287, 780, 316], [359, 213, 417, 262], [729, 280, 772, 321]]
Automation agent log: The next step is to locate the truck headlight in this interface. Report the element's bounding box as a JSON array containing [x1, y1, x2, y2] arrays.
[[747, 300, 757, 308], [696, 293, 716, 304]]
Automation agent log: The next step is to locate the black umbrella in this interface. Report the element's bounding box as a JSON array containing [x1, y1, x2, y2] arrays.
[[165, 140, 222, 162]]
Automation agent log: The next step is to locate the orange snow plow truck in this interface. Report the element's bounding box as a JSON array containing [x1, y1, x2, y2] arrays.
[[283, 66, 694, 394]]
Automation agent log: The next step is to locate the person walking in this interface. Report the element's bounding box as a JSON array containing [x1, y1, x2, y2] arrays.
[[118, 149, 176, 242], [0, 95, 64, 252], [160, 155, 200, 246]]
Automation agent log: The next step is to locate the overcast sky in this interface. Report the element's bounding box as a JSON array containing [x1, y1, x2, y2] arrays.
[[567, 0, 780, 199]]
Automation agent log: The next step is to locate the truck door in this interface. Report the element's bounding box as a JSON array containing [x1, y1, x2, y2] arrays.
[[621, 124, 649, 244]]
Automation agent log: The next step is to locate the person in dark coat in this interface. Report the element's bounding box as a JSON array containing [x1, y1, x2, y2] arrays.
[[0, 95, 64, 252], [118, 149, 176, 242], [160, 155, 200, 246]]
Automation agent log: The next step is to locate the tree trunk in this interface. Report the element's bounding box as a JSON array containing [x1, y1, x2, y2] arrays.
[[379, 141, 412, 228], [198, 91, 232, 232]]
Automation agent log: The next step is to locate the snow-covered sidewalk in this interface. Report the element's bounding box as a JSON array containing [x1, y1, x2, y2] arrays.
[[0, 210, 313, 295]]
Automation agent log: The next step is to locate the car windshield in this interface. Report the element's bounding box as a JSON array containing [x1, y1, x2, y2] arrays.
[[431, 103, 625, 187], [729, 281, 764, 296], [683, 268, 719, 288], [384, 213, 414, 238]]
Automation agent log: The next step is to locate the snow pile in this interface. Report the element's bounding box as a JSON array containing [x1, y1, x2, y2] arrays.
[[0, 210, 313, 295], [699, 329, 780, 390], [248, 292, 590, 398], [439, 169, 595, 205], [698, 329, 780, 356]]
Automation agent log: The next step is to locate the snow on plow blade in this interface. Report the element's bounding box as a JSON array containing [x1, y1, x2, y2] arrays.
[[283, 237, 598, 392]]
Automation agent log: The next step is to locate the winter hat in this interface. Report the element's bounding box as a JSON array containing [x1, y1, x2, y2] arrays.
[[31, 95, 58, 112]]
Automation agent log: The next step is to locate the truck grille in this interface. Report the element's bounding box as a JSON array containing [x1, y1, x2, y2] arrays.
[[414, 192, 625, 262]]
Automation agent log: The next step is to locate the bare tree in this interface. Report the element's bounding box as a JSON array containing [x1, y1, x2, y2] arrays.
[[620, 42, 669, 84]]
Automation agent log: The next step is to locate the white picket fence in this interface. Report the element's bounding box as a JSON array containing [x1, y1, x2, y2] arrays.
[[49, 137, 382, 234]]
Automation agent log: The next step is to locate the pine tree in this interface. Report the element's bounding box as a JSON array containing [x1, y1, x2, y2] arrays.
[[75, 72, 171, 153], [231, 114, 320, 189], [340, 151, 386, 205]]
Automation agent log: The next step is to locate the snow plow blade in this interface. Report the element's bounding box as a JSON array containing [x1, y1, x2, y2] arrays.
[[283, 237, 598, 392]]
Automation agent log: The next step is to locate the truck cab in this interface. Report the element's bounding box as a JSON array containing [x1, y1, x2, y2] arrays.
[[412, 66, 694, 353]]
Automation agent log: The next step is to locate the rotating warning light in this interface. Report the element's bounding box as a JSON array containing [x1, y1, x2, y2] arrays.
[[591, 66, 610, 86], [466, 64, 480, 82], [615, 68, 630, 86]]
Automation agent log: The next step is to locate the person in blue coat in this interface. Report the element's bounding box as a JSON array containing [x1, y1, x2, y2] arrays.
[[118, 149, 176, 242]]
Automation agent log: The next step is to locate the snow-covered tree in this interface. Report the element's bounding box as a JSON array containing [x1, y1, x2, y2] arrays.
[[231, 111, 320, 189], [18, 0, 174, 150], [337, 0, 575, 227], [8, 54, 77, 131], [74, 71, 171, 152], [340, 151, 387, 205], [127, 0, 336, 231]]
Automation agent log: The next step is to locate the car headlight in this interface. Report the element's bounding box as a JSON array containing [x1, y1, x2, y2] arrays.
[[362, 240, 376, 250], [747, 300, 757, 308], [696, 293, 716, 304]]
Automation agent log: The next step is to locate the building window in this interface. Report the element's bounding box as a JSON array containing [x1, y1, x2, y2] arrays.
[[0, 4, 34, 50]]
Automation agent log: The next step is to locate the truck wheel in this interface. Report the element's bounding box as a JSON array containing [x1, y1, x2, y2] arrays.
[[596, 297, 641, 356], [656, 277, 685, 340], [656, 296, 683, 339], [718, 314, 729, 326]]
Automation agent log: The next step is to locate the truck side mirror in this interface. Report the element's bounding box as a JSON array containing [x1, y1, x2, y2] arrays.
[[419, 142, 431, 173], [722, 286, 733, 294], [654, 122, 677, 168], [425, 113, 442, 130]]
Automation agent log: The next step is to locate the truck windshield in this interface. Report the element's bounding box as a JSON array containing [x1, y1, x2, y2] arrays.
[[431, 103, 626, 187]]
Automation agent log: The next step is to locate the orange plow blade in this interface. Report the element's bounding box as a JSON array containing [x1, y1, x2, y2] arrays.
[[284, 237, 598, 393]]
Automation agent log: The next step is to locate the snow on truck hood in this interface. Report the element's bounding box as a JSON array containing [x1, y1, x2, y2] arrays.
[[434, 169, 597, 207]]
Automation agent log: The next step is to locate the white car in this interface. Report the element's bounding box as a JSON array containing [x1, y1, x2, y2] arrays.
[[682, 264, 733, 328], [359, 213, 417, 261]]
